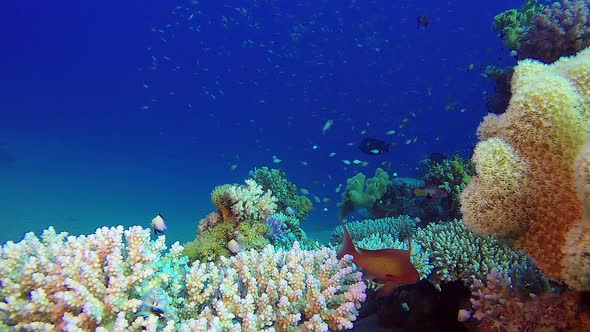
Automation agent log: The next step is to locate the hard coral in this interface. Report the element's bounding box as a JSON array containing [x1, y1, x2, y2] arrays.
[[248, 167, 313, 220], [415, 220, 529, 286], [421, 154, 475, 218], [461, 47, 590, 287], [211, 179, 277, 223], [0, 226, 187, 331], [0, 227, 368, 331]]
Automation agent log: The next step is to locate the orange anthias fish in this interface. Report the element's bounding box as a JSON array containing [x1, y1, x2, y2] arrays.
[[337, 221, 419, 296]]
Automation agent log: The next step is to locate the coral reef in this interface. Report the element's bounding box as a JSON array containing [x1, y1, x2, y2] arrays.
[[263, 213, 306, 248], [355, 234, 433, 280], [186, 179, 279, 262], [519, 0, 590, 63], [182, 242, 367, 331], [460, 46, 590, 288], [329, 215, 417, 245], [211, 179, 278, 224], [185, 218, 270, 263], [248, 167, 313, 221], [338, 168, 390, 217], [369, 177, 449, 221], [415, 220, 530, 285], [470, 271, 590, 331], [0, 226, 187, 331], [263, 213, 290, 243], [492, 0, 545, 50], [0, 226, 367, 331], [330, 217, 527, 287], [468, 270, 525, 321], [420, 154, 475, 218]]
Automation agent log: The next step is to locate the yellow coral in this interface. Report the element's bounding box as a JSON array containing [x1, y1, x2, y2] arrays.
[[461, 47, 590, 286], [562, 137, 590, 289], [460, 138, 528, 238]]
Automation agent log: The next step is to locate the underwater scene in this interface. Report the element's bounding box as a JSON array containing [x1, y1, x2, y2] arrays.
[[1, 0, 590, 330]]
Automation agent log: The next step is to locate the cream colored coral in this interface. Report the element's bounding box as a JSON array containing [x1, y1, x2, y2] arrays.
[[181, 242, 366, 331], [210, 180, 278, 223], [0, 226, 183, 330], [228, 179, 277, 222]]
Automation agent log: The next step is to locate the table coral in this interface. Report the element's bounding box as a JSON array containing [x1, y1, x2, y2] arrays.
[[329, 215, 417, 245], [460, 46, 590, 288]]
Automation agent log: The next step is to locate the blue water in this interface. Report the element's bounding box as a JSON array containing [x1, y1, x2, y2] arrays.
[[0, 0, 518, 244]]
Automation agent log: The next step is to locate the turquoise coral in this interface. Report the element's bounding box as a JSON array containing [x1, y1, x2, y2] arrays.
[[415, 220, 530, 285], [329, 215, 417, 245], [330, 217, 531, 287]]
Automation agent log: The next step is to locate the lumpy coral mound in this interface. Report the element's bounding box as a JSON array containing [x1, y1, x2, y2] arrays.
[[460, 47, 590, 289]]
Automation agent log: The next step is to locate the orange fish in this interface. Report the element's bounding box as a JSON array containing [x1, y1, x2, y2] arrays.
[[337, 220, 419, 296]]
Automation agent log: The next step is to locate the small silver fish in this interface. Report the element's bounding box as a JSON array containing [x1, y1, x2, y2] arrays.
[[151, 214, 167, 235]]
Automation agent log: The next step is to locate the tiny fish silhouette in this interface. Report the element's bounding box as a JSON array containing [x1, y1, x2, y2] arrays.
[[417, 15, 430, 30]]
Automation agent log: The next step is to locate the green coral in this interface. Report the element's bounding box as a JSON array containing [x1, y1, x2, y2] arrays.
[[183, 221, 234, 262], [422, 154, 475, 217], [338, 168, 391, 217], [492, 0, 545, 50], [236, 219, 270, 251], [249, 167, 313, 220], [183, 218, 270, 263]]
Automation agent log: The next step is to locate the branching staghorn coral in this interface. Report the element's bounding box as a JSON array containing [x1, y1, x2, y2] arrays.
[[0, 227, 367, 331], [414, 220, 530, 286], [211, 179, 278, 223], [329, 215, 417, 245], [0, 226, 186, 331]]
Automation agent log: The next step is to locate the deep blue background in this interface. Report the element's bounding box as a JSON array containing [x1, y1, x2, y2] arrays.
[[0, 0, 520, 243]]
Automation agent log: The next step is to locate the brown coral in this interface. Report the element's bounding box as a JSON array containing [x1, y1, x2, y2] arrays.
[[460, 47, 590, 286]]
